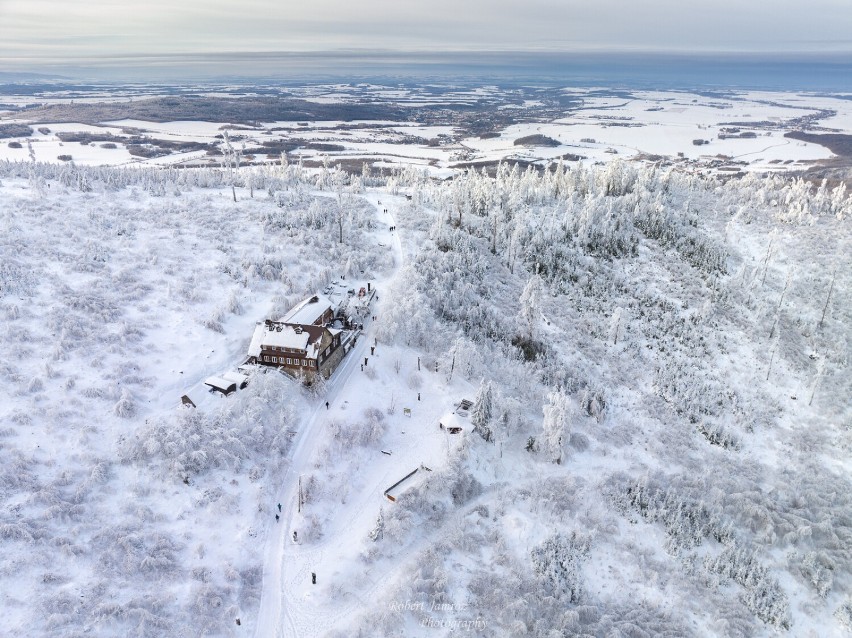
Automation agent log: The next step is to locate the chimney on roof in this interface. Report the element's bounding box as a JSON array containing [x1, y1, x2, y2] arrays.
[[294, 326, 303, 334], [309, 295, 319, 303]]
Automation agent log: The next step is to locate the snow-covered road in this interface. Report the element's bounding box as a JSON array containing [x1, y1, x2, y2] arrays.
[[252, 193, 404, 638]]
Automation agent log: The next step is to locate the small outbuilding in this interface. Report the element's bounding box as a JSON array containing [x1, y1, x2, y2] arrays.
[[221, 370, 249, 389], [438, 399, 474, 434], [439, 412, 467, 435], [204, 376, 238, 395]]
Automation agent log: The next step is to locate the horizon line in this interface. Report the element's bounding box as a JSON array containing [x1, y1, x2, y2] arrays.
[[4, 47, 852, 65]]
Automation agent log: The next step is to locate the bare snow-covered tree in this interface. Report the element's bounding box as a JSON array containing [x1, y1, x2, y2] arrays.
[[608, 306, 627, 345], [444, 336, 480, 382]]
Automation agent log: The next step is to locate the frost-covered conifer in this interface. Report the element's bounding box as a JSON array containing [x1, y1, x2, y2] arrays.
[[113, 388, 136, 418], [519, 275, 542, 340], [531, 532, 590, 603], [369, 507, 385, 542], [470, 380, 494, 443], [542, 388, 571, 464]]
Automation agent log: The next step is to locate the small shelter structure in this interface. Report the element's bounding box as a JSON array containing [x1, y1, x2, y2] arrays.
[[438, 399, 474, 434], [384, 465, 432, 502], [221, 370, 249, 389], [439, 412, 467, 434], [204, 376, 238, 395]]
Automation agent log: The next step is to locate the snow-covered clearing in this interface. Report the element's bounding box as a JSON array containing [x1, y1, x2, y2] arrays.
[[0, 139, 850, 637]]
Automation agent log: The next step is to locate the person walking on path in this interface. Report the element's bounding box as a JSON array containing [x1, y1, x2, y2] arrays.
[[325, 401, 329, 410]]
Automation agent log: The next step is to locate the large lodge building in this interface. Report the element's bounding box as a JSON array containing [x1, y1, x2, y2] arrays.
[[246, 294, 348, 381]]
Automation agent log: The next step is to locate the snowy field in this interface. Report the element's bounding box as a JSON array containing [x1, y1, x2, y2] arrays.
[[0, 97, 851, 637], [4, 85, 852, 177], [460, 90, 845, 171]]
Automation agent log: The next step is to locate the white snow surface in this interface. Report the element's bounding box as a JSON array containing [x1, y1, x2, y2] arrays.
[[0, 95, 851, 638]]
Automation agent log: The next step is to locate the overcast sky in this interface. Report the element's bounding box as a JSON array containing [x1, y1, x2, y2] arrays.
[[2, 0, 851, 69]]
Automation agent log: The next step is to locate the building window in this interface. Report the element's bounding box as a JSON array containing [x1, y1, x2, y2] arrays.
[[271, 357, 277, 363], [308, 360, 315, 367], [263, 356, 270, 362], [286, 358, 292, 365]]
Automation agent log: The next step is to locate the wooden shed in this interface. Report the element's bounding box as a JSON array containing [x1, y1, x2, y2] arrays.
[[204, 376, 238, 395]]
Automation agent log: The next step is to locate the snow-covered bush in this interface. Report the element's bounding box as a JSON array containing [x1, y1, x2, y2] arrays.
[[836, 596, 852, 630], [123, 371, 296, 478], [705, 543, 791, 630], [531, 531, 591, 603]]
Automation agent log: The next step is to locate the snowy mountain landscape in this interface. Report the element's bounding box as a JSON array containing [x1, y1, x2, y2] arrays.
[[0, 76, 850, 637]]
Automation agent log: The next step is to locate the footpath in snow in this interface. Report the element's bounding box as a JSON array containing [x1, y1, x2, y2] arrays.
[[252, 192, 465, 637]]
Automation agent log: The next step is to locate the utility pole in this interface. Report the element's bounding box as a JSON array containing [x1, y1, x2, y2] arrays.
[[819, 267, 837, 328]]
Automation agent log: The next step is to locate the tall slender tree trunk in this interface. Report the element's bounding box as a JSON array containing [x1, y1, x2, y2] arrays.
[[819, 267, 837, 328]]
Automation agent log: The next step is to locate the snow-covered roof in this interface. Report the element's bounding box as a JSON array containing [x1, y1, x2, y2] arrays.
[[248, 325, 265, 358], [221, 370, 248, 386], [439, 411, 468, 432], [204, 376, 237, 393], [324, 279, 376, 310], [281, 294, 334, 325], [181, 387, 207, 407], [248, 322, 310, 357], [248, 321, 331, 359], [384, 466, 428, 501]]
